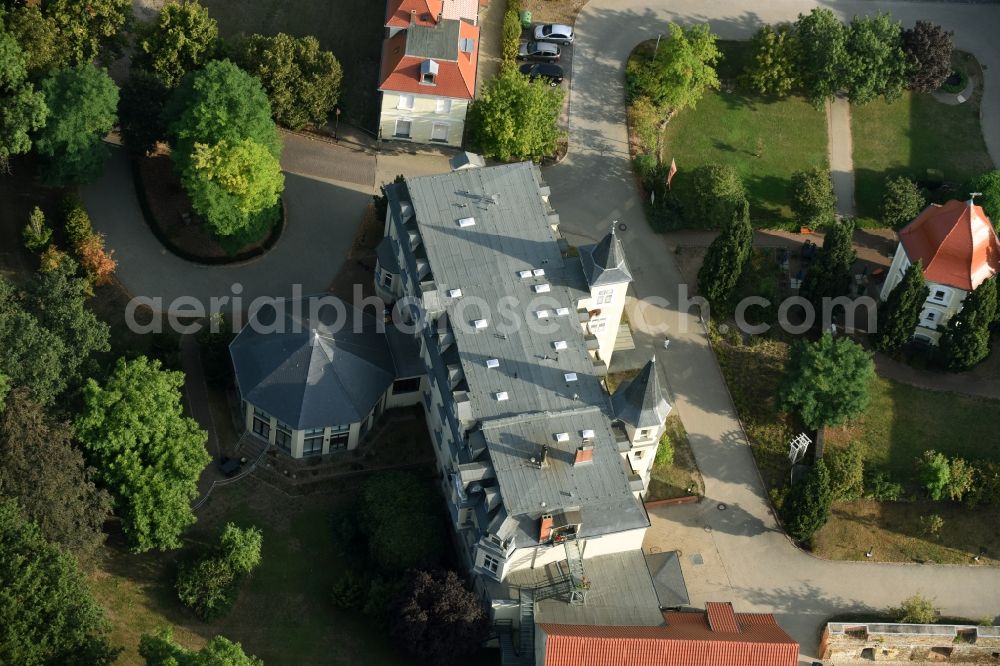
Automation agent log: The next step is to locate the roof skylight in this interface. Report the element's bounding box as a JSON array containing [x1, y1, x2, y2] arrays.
[[553, 340, 568, 350], [486, 358, 500, 368], [534, 284, 551, 293], [457, 217, 476, 228]]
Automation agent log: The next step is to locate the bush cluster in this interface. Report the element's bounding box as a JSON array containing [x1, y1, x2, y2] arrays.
[[176, 523, 263, 621]]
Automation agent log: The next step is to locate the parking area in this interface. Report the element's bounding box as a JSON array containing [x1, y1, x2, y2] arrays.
[[517, 21, 574, 135]]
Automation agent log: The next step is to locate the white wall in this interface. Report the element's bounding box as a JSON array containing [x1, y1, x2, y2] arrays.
[[577, 279, 630, 366], [503, 528, 648, 576], [379, 91, 469, 147]]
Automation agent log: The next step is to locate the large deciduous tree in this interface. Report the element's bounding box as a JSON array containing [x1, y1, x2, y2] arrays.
[[134, 0, 218, 89], [875, 260, 929, 352], [939, 276, 997, 371], [0, 278, 68, 405], [140, 629, 262, 666], [743, 23, 799, 97], [779, 332, 874, 430], [842, 13, 909, 105], [903, 20, 954, 93], [795, 8, 847, 106], [0, 499, 120, 665], [790, 167, 836, 228], [0, 389, 112, 561], [698, 199, 753, 311], [799, 219, 857, 312], [75, 356, 210, 552], [626, 22, 720, 113], [784, 458, 833, 542], [166, 59, 283, 245], [677, 163, 747, 229], [236, 33, 342, 130], [969, 170, 1000, 229], [43, 0, 132, 65], [0, 29, 48, 170], [468, 66, 563, 161], [35, 64, 119, 186], [880, 175, 925, 228], [389, 569, 489, 665]]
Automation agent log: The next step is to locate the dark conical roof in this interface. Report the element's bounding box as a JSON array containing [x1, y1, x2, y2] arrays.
[[580, 224, 632, 287], [611, 357, 671, 429]]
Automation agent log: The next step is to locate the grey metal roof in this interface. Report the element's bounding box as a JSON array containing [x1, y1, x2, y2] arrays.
[[612, 357, 671, 429], [375, 236, 399, 274], [580, 225, 633, 287], [645, 550, 690, 608], [449, 151, 485, 171], [230, 298, 395, 430], [385, 324, 425, 378], [405, 20, 460, 60]]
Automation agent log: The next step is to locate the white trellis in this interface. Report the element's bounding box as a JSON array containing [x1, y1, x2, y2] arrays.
[[788, 433, 812, 464]]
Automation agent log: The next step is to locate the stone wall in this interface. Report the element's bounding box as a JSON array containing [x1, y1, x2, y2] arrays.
[[820, 622, 1000, 663]]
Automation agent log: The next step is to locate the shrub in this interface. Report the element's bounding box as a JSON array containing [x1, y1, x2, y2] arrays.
[[176, 554, 236, 621], [331, 571, 366, 610], [502, 10, 521, 64], [784, 459, 833, 542], [65, 205, 93, 246], [965, 461, 1000, 508], [881, 176, 925, 228], [22, 207, 52, 252], [75, 232, 117, 287], [865, 471, 903, 501], [654, 433, 674, 467], [627, 96, 662, 155], [918, 450, 951, 500], [219, 523, 262, 575], [676, 164, 747, 229], [919, 513, 944, 538], [826, 446, 865, 501], [891, 594, 938, 624], [632, 153, 658, 182], [39, 245, 70, 272], [946, 457, 975, 503], [790, 167, 836, 228]]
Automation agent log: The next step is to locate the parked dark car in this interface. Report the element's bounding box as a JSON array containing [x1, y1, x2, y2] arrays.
[[519, 63, 564, 86], [517, 41, 560, 62], [533, 23, 574, 44]]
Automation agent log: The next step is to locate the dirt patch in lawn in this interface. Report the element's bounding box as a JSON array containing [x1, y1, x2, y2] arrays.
[[522, 0, 587, 25]]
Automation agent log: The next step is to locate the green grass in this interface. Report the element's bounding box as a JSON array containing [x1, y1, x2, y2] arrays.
[[199, 0, 385, 128], [89, 481, 410, 665], [659, 41, 828, 227], [851, 52, 994, 221], [647, 414, 704, 501]]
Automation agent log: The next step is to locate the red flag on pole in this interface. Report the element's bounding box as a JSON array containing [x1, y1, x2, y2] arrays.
[[666, 158, 678, 190]]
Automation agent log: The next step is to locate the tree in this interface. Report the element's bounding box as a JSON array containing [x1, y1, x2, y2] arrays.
[[743, 23, 799, 97], [698, 199, 753, 310], [0, 499, 120, 665], [389, 570, 489, 665], [917, 450, 951, 500], [134, 0, 218, 89], [140, 629, 262, 666], [903, 21, 954, 93], [875, 260, 929, 352], [0, 279, 68, 405], [779, 332, 874, 430], [939, 276, 997, 371], [881, 175, 925, 228], [39, 244, 70, 273], [118, 69, 171, 154], [236, 33, 342, 130], [43, 0, 132, 65], [176, 554, 236, 620], [65, 203, 94, 246], [468, 66, 563, 161], [826, 445, 865, 501], [75, 231, 118, 287], [0, 374, 9, 410], [218, 523, 263, 575], [969, 170, 1000, 228], [35, 64, 119, 186], [22, 206, 52, 252], [2, 5, 64, 75], [75, 356, 210, 552], [791, 167, 836, 228], [0, 389, 112, 561], [891, 594, 938, 624], [0, 29, 48, 170], [946, 457, 975, 502], [181, 138, 284, 242], [795, 8, 847, 105], [625, 22, 720, 113], [842, 13, 909, 105], [784, 459, 833, 542], [677, 163, 747, 229], [799, 219, 857, 312]]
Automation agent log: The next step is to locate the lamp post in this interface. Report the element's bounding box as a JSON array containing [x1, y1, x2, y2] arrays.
[[334, 107, 341, 142]]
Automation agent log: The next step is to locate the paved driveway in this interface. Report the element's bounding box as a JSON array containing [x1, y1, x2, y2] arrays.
[[544, 0, 1000, 658]]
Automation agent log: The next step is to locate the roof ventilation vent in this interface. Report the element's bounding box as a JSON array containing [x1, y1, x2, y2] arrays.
[[534, 284, 551, 293], [457, 216, 476, 228], [447, 288, 462, 298], [553, 340, 568, 351], [555, 432, 570, 442], [518, 270, 533, 279], [555, 307, 570, 316], [581, 429, 596, 440], [495, 391, 509, 401], [473, 319, 488, 330], [564, 372, 578, 382], [485, 358, 500, 368], [536, 310, 550, 319], [532, 268, 546, 277]]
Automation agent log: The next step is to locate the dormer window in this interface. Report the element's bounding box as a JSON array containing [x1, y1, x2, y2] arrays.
[[420, 59, 439, 85]]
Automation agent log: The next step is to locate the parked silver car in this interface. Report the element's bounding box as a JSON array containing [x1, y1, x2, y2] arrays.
[[517, 41, 561, 62], [533, 24, 574, 44]]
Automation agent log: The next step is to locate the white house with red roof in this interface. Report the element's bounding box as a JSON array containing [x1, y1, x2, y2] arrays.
[[880, 198, 1000, 344], [378, 0, 479, 146]]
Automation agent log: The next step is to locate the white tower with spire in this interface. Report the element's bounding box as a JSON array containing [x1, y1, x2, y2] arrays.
[[577, 224, 633, 369], [611, 357, 672, 490]]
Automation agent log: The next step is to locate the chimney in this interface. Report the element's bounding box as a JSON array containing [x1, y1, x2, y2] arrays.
[[575, 445, 594, 465], [410, 9, 416, 26], [539, 444, 549, 468], [539, 514, 554, 542]]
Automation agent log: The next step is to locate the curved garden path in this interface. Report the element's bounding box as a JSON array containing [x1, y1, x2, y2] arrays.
[[544, 0, 1000, 657]]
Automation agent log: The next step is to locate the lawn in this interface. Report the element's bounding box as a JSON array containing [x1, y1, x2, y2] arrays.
[[851, 51, 994, 222], [709, 328, 1000, 564], [89, 480, 411, 665], [658, 41, 829, 227], [198, 0, 386, 129]]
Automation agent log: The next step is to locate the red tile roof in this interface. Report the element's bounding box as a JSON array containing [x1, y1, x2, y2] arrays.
[[386, 0, 443, 28], [705, 601, 740, 634], [379, 20, 478, 99], [539, 604, 799, 666], [899, 199, 1000, 292]]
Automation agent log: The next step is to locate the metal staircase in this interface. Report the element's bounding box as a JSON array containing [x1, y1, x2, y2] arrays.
[[518, 589, 535, 660], [563, 539, 588, 605]]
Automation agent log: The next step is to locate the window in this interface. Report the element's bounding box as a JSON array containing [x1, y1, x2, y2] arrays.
[[482, 553, 500, 574], [637, 428, 650, 439], [932, 289, 947, 302], [393, 377, 421, 394], [436, 98, 452, 114], [589, 316, 607, 333], [394, 118, 412, 138], [328, 423, 349, 452], [397, 94, 414, 110], [381, 272, 393, 288], [633, 449, 644, 460], [252, 407, 270, 440], [275, 422, 292, 453], [598, 289, 613, 305], [303, 428, 324, 456], [431, 122, 449, 142]]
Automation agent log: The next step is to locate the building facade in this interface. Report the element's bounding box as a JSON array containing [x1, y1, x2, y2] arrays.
[[879, 199, 999, 345]]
